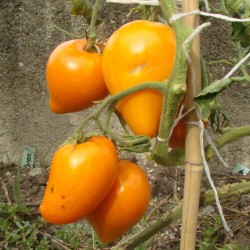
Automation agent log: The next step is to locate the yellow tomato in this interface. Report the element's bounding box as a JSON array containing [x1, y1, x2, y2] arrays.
[[87, 160, 151, 243], [102, 20, 176, 137], [40, 136, 119, 224], [46, 39, 108, 113]]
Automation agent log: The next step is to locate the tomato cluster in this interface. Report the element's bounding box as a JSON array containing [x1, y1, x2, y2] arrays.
[[42, 19, 181, 242], [40, 137, 151, 242], [46, 20, 184, 148]]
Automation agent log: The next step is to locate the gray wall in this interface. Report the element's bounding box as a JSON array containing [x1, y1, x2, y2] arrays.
[[1, 1, 84, 167]]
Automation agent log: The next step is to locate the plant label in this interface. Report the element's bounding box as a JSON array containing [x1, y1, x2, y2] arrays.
[[21, 146, 35, 169], [232, 163, 250, 176]]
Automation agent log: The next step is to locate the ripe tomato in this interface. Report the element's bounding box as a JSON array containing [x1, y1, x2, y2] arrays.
[[39, 136, 119, 225], [169, 98, 186, 149], [46, 39, 108, 114], [102, 20, 176, 137], [86, 160, 151, 243], [169, 98, 208, 149], [169, 117, 186, 149]]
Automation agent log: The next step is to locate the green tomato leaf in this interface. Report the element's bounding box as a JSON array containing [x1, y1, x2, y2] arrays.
[[225, 0, 248, 16], [197, 98, 216, 122], [195, 78, 234, 98], [71, 0, 92, 24], [225, 0, 250, 47], [232, 22, 250, 47], [194, 78, 233, 121]]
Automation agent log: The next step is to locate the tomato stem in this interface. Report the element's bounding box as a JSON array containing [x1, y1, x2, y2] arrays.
[[205, 125, 250, 161], [86, 0, 101, 50], [234, 41, 250, 82], [114, 110, 131, 135], [69, 82, 163, 149], [151, 0, 192, 165]]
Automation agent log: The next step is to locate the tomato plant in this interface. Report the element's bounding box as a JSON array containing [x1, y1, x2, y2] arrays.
[[39, 136, 119, 225], [86, 160, 151, 243], [102, 20, 176, 137], [46, 39, 108, 114], [39, 0, 250, 248]]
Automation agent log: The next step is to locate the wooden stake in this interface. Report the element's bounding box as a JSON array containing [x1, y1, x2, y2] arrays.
[[180, 0, 203, 249]]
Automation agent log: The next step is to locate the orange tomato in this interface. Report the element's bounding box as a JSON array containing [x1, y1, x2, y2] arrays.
[[39, 136, 119, 225], [169, 98, 208, 149], [169, 117, 186, 149], [102, 20, 176, 137], [169, 98, 186, 149], [86, 160, 151, 243], [46, 39, 108, 113]]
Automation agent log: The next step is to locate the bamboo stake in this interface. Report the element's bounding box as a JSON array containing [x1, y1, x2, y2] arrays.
[[180, 0, 203, 249]]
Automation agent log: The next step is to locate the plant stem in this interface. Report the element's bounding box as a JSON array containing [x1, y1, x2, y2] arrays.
[[71, 82, 164, 140], [103, 102, 128, 144], [209, 0, 230, 15], [88, 0, 101, 40], [151, 0, 192, 166], [52, 25, 85, 38], [205, 125, 250, 161], [157, 0, 191, 141], [235, 41, 250, 82], [114, 110, 130, 135], [113, 181, 250, 250], [152, 125, 250, 166], [206, 59, 234, 66]]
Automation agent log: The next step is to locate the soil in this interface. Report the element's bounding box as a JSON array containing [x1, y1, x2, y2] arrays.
[[0, 0, 250, 249]]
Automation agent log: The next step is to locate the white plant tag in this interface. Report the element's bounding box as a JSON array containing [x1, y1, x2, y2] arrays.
[[21, 146, 36, 169], [232, 163, 250, 176]]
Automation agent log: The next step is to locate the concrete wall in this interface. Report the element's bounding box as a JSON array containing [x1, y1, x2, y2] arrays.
[[1, 1, 95, 166]]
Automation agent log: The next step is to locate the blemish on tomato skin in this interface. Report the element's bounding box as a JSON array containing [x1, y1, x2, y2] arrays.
[[51, 186, 54, 193], [61, 205, 66, 209], [61, 195, 65, 199], [130, 63, 147, 74]]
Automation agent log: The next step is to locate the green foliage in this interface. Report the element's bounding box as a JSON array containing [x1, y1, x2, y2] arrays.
[[52, 222, 94, 249], [199, 216, 222, 250], [225, 0, 250, 17], [225, 0, 250, 47], [0, 201, 102, 249], [133, 217, 153, 250], [128, 5, 163, 22], [194, 78, 234, 122], [209, 101, 229, 132], [12, 166, 21, 205], [0, 201, 52, 249], [231, 22, 250, 48], [70, 0, 92, 23], [198, 216, 249, 250], [218, 241, 250, 250]]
